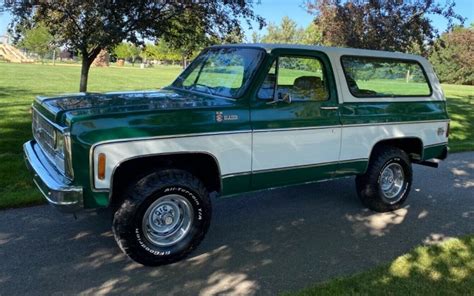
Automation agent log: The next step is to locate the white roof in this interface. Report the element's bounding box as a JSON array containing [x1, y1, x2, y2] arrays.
[[213, 43, 425, 62]]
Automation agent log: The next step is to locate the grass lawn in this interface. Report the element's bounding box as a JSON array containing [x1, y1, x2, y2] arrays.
[[0, 62, 473, 294], [0, 62, 472, 210], [291, 235, 474, 295], [0, 62, 182, 209]]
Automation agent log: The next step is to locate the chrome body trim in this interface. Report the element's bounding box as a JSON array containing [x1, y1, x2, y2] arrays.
[[31, 106, 74, 179], [341, 119, 450, 128], [221, 158, 368, 177], [89, 130, 249, 194], [95, 151, 223, 203], [424, 142, 448, 148], [23, 140, 83, 213], [88, 120, 448, 194], [31, 106, 69, 133]]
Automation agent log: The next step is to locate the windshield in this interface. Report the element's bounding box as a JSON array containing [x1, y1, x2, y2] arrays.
[[171, 47, 265, 99]]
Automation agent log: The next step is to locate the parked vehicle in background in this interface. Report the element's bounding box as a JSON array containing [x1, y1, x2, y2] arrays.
[[24, 44, 449, 266]]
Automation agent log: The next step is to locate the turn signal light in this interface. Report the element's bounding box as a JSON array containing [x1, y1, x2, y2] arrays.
[[446, 122, 450, 138], [98, 153, 106, 180]]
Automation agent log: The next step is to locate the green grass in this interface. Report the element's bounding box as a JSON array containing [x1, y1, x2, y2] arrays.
[[0, 62, 182, 209], [290, 236, 474, 295], [357, 79, 431, 96], [0, 62, 472, 210], [443, 84, 474, 152]]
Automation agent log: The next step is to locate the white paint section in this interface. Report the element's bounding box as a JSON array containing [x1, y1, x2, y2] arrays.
[[339, 121, 449, 161], [251, 127, 342, 171], [92, 121, 448, 190], [92, 133, 252, 189]]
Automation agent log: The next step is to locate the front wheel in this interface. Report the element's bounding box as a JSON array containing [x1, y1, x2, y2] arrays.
[[356, 146, 412, 212], [112, 169, 211, 266]]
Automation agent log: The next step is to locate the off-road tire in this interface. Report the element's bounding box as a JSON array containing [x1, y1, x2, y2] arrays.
[[112, 169, 211, 266], [356, 146, 412, 212]]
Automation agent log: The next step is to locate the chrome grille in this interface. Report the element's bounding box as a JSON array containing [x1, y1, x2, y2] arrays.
[[32, 109, 56, 159]]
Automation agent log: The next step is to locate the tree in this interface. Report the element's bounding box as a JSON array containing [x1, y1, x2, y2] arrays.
[[3, 1, 264, 92], [305, 0, 465, 55], [128, 43, 141, 66], [18, 23, 54, 62], [141, 41, 184, 65], [250, 31, 261, 43], [261, 16, 304, 44], [114, 43, 131, 62], [430, 25, 474, 85], [259, 16, 322, 45], [301, 22, 322, 45]]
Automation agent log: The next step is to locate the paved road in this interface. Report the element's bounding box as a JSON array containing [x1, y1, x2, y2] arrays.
[[0, 152, 473, 296]]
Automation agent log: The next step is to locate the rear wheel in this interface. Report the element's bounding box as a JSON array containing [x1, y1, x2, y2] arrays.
[[112, 169, 211, 266], [356, 146, 412, 212]]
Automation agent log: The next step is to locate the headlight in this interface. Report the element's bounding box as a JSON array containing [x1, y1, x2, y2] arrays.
[[53, 130, 73, 179], [55, 132, 65, 158]]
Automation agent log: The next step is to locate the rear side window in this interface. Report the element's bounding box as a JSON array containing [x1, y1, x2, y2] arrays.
[[341, 56, 432, 97]]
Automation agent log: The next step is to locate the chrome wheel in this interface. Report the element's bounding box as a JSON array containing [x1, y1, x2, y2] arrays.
[[142, 194, 194, 247], [379, 163, 405, 202]]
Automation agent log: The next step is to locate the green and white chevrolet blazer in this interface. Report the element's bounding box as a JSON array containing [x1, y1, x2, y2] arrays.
[[24, 44, 449, 266]]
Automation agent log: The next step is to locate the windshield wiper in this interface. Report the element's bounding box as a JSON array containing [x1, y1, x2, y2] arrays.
[[192, 83, 214, 96]]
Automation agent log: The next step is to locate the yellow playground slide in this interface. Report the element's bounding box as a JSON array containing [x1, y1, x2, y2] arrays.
[[0, 43, 34, 63]]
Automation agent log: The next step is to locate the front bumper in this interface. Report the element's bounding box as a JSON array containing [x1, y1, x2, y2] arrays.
[[23, 140, 83, 212]]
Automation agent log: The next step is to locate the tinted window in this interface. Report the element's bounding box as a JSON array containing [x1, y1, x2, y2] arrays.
[[341, 56, 431, 97], [258, 56, 328, 101], [173, 47, 265, 98]]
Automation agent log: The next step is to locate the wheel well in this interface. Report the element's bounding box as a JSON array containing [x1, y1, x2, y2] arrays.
[[370, 137, 424, 162], [109, 153, 221, 208]]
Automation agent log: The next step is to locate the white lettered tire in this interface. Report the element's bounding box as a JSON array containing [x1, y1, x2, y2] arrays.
[[356, 146, 412, 212], [112, 169, 211, 266]]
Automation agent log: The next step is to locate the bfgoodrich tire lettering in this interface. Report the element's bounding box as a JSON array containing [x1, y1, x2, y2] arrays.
[[356, 146, 412, 212], [112, 169, 211, 266]]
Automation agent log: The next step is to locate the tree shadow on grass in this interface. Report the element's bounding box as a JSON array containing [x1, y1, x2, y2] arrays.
[[0, 86, 38, 100], [299, 236, 474, 295], [0, 153, 472, 295], [447, 95, 474, 152]]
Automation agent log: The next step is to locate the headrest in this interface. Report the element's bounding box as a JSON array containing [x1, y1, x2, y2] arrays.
[[265, 73, 276, 83], [294, 76, 322, 90]]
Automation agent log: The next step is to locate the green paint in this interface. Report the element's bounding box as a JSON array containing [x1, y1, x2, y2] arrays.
[[423, 143, 448, 161], [335, 160, 368, 176], [26, 45, 451, 209], [340, 101, 448, 125], [250, 48, 340, 130], [251, 160, 368, 191], [222, 174, 251, 196]]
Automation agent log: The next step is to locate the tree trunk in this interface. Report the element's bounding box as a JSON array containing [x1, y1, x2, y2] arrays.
[[80, 57, 92, 92], [79, 47, 102, 92], [182, 55, 187, 69]]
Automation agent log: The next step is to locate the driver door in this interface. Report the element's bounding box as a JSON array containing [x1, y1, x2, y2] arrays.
[[250, 49, 341, 190]]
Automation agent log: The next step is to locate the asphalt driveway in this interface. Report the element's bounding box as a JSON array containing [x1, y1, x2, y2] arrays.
[[0, 152, 473, 295]]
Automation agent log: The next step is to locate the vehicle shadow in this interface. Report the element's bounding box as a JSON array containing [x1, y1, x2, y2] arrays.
[[0, 153, 472, 295]]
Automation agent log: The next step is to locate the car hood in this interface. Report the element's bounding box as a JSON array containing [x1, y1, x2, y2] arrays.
[[33, 88, 235, 125]]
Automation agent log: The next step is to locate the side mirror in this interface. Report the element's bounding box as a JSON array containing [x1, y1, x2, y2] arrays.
[[267, 91, 292, 105], [280, 92, 292, 104]]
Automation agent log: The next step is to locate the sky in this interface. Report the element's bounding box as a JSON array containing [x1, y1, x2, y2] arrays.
[[0, 0, 473, 41]]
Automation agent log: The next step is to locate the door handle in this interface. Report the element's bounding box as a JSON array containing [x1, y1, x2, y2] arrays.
[[320, 106, 339, 110]]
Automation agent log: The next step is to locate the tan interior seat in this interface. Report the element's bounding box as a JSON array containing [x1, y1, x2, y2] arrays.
[[293, 76, 328, 100]]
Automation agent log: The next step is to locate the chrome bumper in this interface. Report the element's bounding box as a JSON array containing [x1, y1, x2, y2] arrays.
[[23, 140, 83, 212]]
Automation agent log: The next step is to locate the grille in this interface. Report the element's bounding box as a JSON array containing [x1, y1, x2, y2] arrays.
[[32, 109, 56, 159]]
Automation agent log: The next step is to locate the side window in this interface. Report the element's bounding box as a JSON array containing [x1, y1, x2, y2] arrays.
[[341, 56, 432, 97], [258, 55, 329, 101], [257, 61, 276, 100]]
